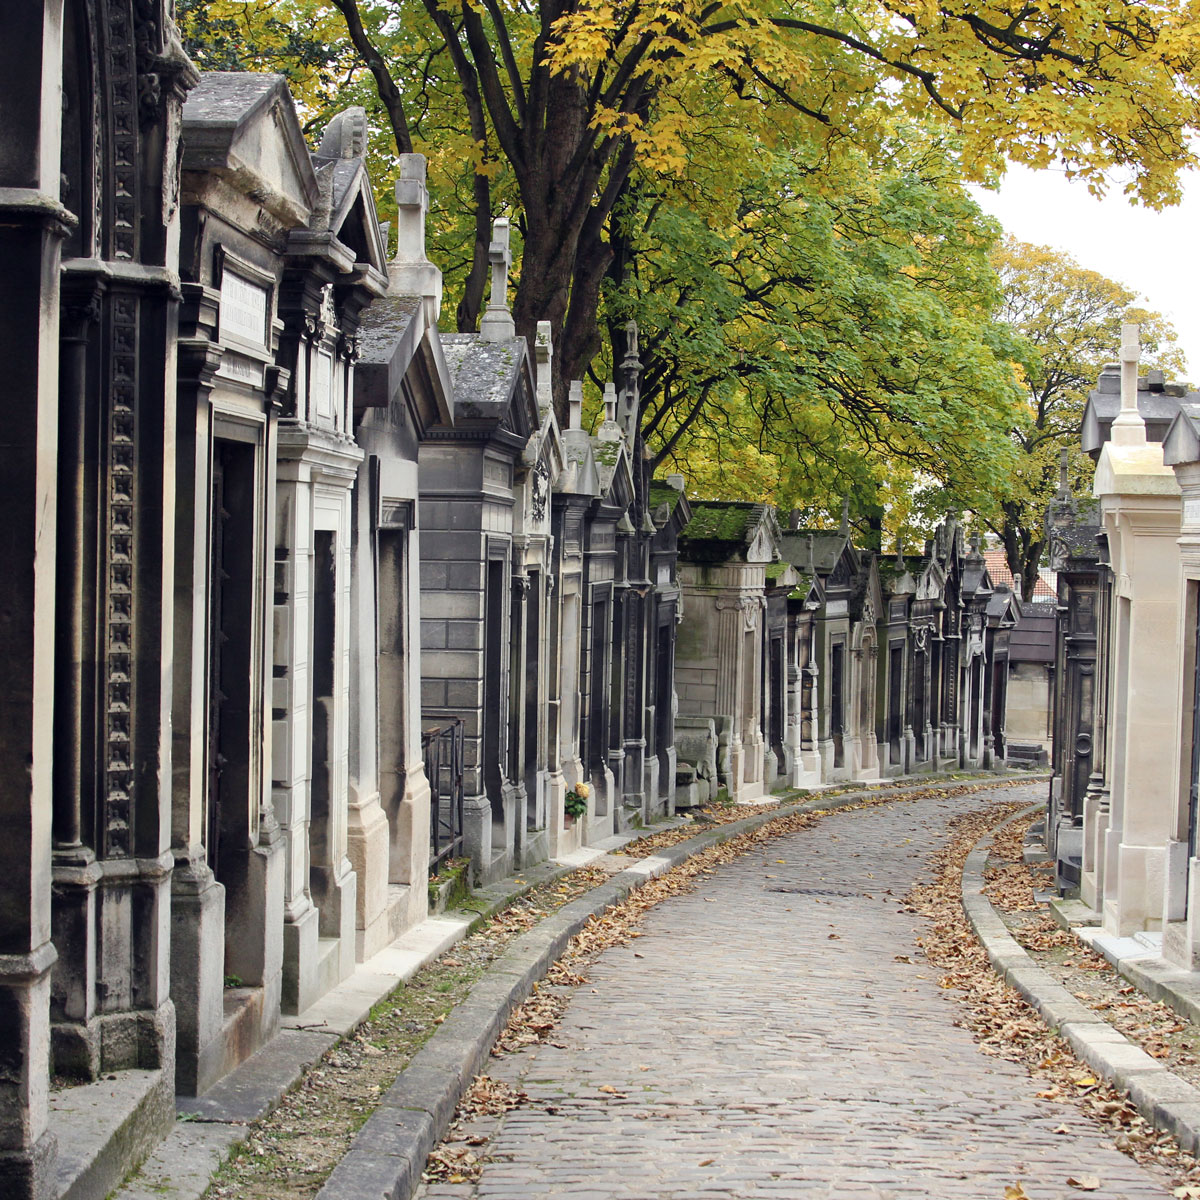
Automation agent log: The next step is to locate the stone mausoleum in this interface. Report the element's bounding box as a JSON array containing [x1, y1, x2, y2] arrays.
[[0, 7, 1027, 1196]]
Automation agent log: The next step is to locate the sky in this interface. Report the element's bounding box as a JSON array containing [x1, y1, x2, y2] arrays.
[[969, 163, 1200, 380]]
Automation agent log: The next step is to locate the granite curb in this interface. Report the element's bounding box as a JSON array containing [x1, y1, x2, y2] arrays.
[[962, 804, 1200, 1155], [320, 771, 1046, 1200]]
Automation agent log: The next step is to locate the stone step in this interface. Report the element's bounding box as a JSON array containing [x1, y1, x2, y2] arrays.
[[51, 1067, 172, 1200]]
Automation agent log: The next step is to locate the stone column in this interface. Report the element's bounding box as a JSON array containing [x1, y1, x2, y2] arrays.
[[715, 596, 746, 797], [49, 270, 104, 1081], [0, 12, 70, 1192], [168, 298, 227, 1095]]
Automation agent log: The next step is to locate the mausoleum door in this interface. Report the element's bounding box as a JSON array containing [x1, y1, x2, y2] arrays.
[[888, 644, 903, 760], [207, 440, 256, 880], [831, 642, 845, 768]]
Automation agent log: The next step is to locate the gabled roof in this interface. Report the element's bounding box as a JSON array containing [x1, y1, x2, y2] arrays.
[[983, 549, 1056, 602], [1163, 402, 1200, 467], [679, 501, 780, 564], [1081, 363, 1193, 458], [355, 294, 453, 431], [649, 480, 692, 536], [439, 334, 536, 439], [182, 73, 317, 227]]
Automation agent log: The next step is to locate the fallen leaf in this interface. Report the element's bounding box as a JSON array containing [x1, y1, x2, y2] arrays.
[[699, 1158, 715, 1166], [1067, 1176, 1100, 1191], [1005, 1185, 1031, 1200], [894, 954, 912, 963], [828, 933, 840, 940]]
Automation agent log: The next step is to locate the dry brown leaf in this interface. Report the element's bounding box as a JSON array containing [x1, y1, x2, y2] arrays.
[[1067, 1176, 1100, 1190]]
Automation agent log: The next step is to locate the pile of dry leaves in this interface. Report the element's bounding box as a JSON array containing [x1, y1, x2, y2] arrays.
[[910, 803, 1200, 1194]]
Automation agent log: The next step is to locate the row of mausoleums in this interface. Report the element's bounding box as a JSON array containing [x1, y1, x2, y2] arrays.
[[1047, 326, 1200, 970], [671, 503, 1022, 805], [0, 10, 1027, 1195]]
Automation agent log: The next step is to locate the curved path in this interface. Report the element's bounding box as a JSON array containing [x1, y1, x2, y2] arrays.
[[418, 783, 1171, 1200]]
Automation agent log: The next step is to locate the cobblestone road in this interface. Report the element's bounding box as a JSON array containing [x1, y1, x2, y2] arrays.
[[417, 784, 1173, 1200]]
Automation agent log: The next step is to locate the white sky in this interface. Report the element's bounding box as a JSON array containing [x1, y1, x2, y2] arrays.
[[969, 163, 1200, 380]]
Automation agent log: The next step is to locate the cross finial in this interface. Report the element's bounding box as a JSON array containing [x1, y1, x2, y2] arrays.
[[568, 380, 583, 431], [1111, 321, 1146, 446], [535, 320, 553, 416], [603, 381, 618, 425], [388, 153, 442, 321], [1057, 448, 1071, 499], [480, 217, 515, 342]]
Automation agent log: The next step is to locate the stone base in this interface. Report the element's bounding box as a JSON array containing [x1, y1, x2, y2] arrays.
[[48, 1060, 173, 1200], [282, 904, 320, 1016], [0, 1130, 56, 1200], [171, 862, 226, 1096], [462, 795, 493, 885], [347, 793, 391, 962], [1103, 841, 1168, 937]]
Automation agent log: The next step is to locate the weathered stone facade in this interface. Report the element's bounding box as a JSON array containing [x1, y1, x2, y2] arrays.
[[1, 17, 1031, 1195], [1048, 327, 1200, 974]]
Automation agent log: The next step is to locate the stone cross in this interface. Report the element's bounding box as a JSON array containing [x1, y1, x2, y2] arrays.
[[603, 381, 618, 426], [568, 380, 584, 431], [1057, 447, 1071, 499], [480, 217, 515, 342], [1111, 321, 1146, 446], [535, 321, 553, 417], [839, 496, 849, 537], [388, 154, 442, 322]]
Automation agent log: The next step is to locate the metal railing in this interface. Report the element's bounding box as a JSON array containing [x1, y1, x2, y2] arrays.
[[423, 717, 465, 873]]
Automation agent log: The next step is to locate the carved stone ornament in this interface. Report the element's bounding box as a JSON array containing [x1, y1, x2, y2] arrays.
[[913, 624, 930, 652], [530, 459, 549, 523]]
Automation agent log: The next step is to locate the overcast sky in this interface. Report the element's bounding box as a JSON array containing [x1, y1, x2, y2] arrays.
[[969, 163, 1200, 381]]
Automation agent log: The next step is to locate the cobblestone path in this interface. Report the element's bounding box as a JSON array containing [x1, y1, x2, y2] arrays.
[[418, 784, 1173, 1200]]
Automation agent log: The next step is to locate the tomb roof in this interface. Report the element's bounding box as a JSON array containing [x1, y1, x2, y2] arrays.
[[1081, 363, 1195, 457], [679, 501, 778, 562]]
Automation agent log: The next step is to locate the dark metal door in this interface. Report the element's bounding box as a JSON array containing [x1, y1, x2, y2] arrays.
[[206, 446, 230, 877]]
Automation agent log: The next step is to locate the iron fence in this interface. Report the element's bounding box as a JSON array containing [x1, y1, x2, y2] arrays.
[[423, 717, 465, 873]]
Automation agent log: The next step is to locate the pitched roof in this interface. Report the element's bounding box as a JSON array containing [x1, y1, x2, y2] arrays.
[[983, 549, 1055, 602]]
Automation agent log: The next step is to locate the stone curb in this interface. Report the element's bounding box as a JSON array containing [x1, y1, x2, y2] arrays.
[[320, 771, 1045, 1200], [962, 804, 1200, 1156]]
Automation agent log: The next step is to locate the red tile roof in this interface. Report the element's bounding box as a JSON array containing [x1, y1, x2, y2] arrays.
[[983, 549, 1056, 601]]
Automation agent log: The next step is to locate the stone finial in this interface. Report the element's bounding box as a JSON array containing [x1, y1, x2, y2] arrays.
[[535, 320, 553, 416], [618, 321, 642, 441], [603, 381, 618, 425], [968, 531, 983, 560], [480, 217, 515, 342], [807, 532, 815, 568], [1056, 448, 1071, 500], [318, 107, 368, 160], [568, 380, 584, 431], [388, 154, 442, 322], [1112, 321, 1146, 446]]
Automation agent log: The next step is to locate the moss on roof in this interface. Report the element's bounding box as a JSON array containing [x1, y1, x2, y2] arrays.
[[680, 501, 759, 544], [648, 481, 684, 514]]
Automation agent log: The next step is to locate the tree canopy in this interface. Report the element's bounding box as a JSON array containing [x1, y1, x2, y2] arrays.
[[981, 237, 1183, 599], [181, 0, 1200, 408]]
